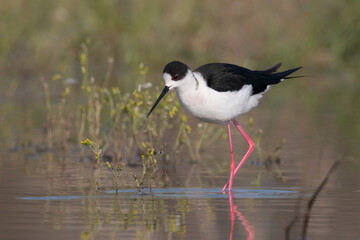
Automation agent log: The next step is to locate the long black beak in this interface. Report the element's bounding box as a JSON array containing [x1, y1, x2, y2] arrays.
[[147, 86, 170, 118]]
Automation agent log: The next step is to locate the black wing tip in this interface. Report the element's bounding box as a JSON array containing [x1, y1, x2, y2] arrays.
[[282, 66, 303, 79], [286, 66, 302, 74], [274, 63, 282, 69], [261, 63, 282, 74]]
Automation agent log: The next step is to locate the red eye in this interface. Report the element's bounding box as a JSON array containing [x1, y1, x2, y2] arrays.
[[173, 75, 179, 80]]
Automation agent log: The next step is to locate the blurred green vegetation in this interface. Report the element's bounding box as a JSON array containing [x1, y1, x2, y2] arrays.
[[0, 0, 359, 157]]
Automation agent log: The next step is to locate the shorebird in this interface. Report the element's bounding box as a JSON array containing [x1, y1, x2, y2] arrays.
[[147, 60, 301, 192]]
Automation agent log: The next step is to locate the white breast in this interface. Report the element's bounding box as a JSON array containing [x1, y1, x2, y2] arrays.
[[175, 72, 265, 124]]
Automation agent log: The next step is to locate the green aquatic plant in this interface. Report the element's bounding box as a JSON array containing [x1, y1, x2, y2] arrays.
[[40, 78, 53, 149], [40, 73, 75, 150], [81, 138, 103, 190], [248, 117, 286, 186], [134, 147, 159, 193], [105, 161, 125, 194]]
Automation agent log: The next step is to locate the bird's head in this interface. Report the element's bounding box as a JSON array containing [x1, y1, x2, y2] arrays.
[[162, 60, 189, 89], [147, 61, 189, 118]]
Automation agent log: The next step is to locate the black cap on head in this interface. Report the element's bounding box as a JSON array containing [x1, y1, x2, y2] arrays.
[[147, 61, 189, 119], [163, 61, 189, 81]]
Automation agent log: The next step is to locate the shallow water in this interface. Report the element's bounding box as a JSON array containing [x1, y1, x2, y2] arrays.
[[0, 142, 359, 240]]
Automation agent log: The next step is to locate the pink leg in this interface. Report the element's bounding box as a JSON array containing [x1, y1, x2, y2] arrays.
[[223, 119, 255, 191], [222, 121, 236, 193]]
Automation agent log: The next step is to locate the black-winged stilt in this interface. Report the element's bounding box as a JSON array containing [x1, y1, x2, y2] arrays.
[[147, 61, 302, 192]]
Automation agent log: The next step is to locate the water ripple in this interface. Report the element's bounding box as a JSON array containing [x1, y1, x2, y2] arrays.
[[18, 187, 301, 200]]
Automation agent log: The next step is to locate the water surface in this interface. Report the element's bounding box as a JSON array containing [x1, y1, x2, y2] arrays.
[[0, 146, 359, 240]]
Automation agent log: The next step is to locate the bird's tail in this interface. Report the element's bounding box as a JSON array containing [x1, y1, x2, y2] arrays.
[[273, 66, 303, 80]]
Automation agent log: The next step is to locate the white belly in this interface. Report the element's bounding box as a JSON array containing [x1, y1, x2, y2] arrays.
[[175, 84, 264, 124]]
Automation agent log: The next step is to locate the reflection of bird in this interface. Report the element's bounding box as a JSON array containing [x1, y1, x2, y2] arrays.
[[229, 193, 254, 240], [147, 61, 302, 192]]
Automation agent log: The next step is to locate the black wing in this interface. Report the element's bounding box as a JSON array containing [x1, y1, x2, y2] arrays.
[[195, 63, 301, 95]]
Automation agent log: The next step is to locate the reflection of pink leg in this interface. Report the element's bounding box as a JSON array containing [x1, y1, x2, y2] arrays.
[[229, 193, 236, 240], [234, 207, 254, 240], [228, 193, 254, 240], [222, 121, 236, 192], [223, 119, 254, 191]]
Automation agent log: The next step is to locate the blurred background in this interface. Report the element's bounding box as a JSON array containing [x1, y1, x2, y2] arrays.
[[0, 0, 359, 239], [1, 0, 359, 155]]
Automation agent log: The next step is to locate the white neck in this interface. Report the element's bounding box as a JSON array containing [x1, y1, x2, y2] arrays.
[[174, 70, 200, 93]]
